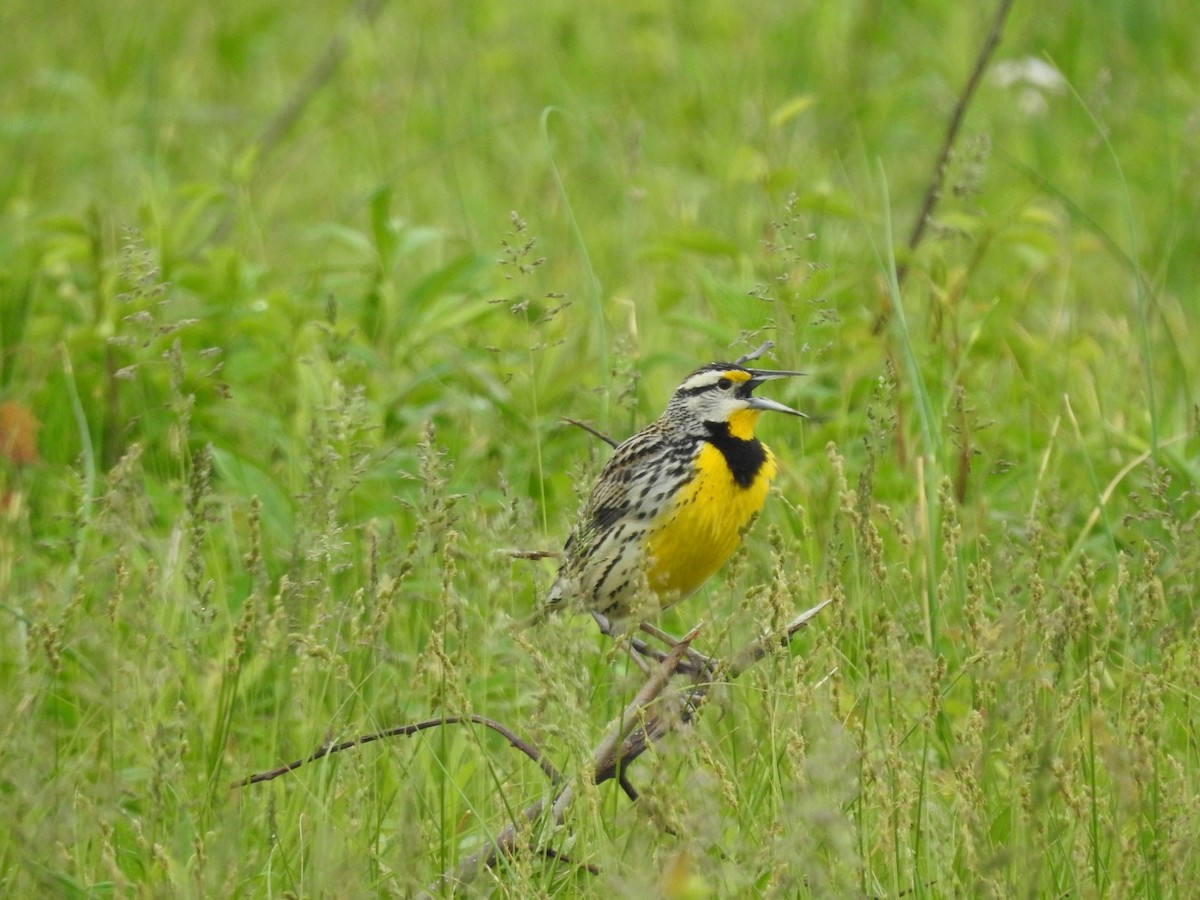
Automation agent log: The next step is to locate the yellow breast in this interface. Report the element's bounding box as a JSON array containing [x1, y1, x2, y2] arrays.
[[644, 439, 777, 603]]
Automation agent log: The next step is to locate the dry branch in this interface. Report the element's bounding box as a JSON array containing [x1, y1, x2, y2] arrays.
[[421, 597, 832, 895], [236, 599, 831, 894]]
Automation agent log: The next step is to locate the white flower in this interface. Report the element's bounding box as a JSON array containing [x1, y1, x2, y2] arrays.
[[991, 57, 1067, 116]]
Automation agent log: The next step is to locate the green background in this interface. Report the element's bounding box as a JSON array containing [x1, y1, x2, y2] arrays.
[[2, 0, 1198, 896]]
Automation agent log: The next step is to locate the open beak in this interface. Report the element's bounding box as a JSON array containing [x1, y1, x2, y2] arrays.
[[743, 369, 807, 418]]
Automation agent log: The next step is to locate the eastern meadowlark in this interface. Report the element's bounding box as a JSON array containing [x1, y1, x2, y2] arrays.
[[544, 361, 805, 652]]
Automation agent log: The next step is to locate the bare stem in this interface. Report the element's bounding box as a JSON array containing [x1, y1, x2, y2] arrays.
[[422, 599, 831, 894], [561, 415, 619, 448], [234, 714, 560, 787]]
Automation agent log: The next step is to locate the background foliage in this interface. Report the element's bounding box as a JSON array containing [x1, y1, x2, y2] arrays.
[[2, 0, 1198, 896]]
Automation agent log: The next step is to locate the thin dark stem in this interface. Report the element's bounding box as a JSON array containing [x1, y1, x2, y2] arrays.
[[235, 714, 560, 787], [539, 846, 600, 876], [420, 629, 699, 897], [210, 0, 392, 244], [255, 0, 390, 158], [422, 599, 830, 894], [562, 416, 619, 448], [498, 548, 560, 561], [897, 0, 1015, 286]]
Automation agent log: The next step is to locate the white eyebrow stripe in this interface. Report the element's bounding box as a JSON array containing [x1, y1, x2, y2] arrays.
[[678, 372, 723, 392], [677, 367, 749, 394]]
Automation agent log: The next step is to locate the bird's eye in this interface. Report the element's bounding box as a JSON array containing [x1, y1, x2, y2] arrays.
[[717, 377, 733, 391]]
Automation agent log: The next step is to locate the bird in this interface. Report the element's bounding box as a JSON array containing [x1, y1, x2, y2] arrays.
[[543, 360, 805, 661]]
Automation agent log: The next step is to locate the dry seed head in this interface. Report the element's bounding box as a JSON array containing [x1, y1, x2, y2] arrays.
[[1134, 543, 1165, 640], [762, 525, 794, 634], [826, 442, 859, 529], [862, 516, 887, 583], [964, 562, 986, 649], [108, 552, 128, 623], [952, 729, 987, 866], [926, 654, 948, 723], [1050, 756, 1082, 819], [695, 737, 739, 814], [939, 476, 960, 557], [28, 594, 61, 673]]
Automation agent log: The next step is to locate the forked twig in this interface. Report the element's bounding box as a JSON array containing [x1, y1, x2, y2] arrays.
[[236, 598, 831, 894], [422, 598, 831, 894], [420, 627, 700, 898], [727, 596, 833, 677]]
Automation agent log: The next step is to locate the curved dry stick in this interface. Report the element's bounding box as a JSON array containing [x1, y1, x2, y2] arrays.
[[235, 714, 560, 787], [596, 597, 834, 782], [728, 596, 833, 677]]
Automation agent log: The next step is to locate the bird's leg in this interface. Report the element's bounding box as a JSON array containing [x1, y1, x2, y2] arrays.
[[592, 611, 714, 677], [592, 611, 655, 673], [637, 620, 686, 648], [638, 621, 720, 680], [590, 610, 616, 635]]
